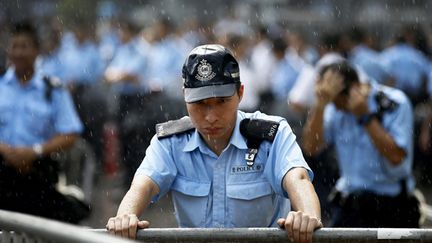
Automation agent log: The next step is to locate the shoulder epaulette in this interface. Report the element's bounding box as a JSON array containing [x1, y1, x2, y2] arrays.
[[156, 116, 195, 139], [240, 118, 280, 143], [43, 76, 63, 89], [43, 76, 63, 101], [374, 90, 399, 121], [240, 118, 280, 166]]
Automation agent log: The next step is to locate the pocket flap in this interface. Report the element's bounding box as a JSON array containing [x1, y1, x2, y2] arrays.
[[227, 181, 272, 200], [171, 176, 211, 197]]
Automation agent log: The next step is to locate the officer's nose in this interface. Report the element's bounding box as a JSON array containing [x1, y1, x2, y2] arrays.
[[204, 106, 218, 124]]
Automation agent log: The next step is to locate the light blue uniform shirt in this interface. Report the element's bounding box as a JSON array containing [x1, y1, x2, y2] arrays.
[[98, 30, 120, 65], [380, 43, 430, 98], [349, 45, 390, 84], [323, 82, 414, 196], [137, 111, 313, 228], [147, 38, 186, 98], [36, 49, 67, 82], [0, 68, 83, 146], [271, 54, 303, 100], [106, 38, 149, 95], [62, 40, 104, 86]]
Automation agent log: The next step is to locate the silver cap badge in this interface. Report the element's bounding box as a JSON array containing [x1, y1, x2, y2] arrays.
[[195, 59, 216, 82]]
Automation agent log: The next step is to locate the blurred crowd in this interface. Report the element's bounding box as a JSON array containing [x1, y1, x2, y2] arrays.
[[1, 11, 432, 227]]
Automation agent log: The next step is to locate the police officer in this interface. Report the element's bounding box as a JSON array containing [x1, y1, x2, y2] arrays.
[[302, 62, 419, 227], [380, 28, 430, 105], [0, 22, 86, 223], [106, 44, 322, 243]]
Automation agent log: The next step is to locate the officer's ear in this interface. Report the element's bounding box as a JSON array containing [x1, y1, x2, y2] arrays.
[[237, 84, 244, 101]]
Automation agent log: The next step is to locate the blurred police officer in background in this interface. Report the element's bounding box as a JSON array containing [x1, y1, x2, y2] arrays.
[[103, 18, 150, 185], [0, 21, 88, 223], [106, 44, 322, 243], [302, 62, 420, 227]]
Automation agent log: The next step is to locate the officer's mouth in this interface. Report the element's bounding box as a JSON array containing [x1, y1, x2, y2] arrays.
[[203, 127, 222, 135]]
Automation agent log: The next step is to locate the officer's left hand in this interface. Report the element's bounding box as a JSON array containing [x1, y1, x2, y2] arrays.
[[2, 146, 36, 174], [277, 211, 322, 243], [347, 85, 369, 117]]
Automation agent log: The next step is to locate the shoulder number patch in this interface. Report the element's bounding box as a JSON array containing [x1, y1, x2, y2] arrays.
[[156, 116, 195, 139]]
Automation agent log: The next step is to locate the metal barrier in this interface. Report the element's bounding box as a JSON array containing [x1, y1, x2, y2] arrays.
[[131, 228, 432, 243], [2, 209, 432, 242], [0, 209, 133, 243]]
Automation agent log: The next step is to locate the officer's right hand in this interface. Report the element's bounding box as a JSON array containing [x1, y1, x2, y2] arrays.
[[315, 69, 345, 106], [106, 214, 150, 239], [277, 211, 322, 243]]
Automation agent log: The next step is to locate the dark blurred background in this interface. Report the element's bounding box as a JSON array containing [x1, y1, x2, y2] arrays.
[[1, 0, 432, 41]]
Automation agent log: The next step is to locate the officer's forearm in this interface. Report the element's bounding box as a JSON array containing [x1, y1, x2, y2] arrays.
[[283, 168, 321, 219], [302, 103, 326, 156], [117, 174, 159, 217], [38, 133, 79, 157], [364, 118, 406, 166]]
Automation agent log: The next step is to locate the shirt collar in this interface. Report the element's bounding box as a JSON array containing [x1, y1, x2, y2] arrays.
[[183, 111, 248, 153], [183, 129, 203, 152], [229, 112, 248, 150], [2, 67, 16, 84], [2, 67, 43, 89]]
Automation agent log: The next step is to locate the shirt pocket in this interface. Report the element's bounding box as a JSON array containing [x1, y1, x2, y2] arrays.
[[227, 181, 274, 227], [171, 176, 210, 227]]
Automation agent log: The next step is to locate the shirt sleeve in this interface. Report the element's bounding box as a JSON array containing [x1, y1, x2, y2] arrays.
[[52, 88, 83, 134], [380, 93, 414, 178], [323, 105, 336, 146], [379, 50, 393, 76], [135, 135, 178, 201], [264, 120, 313, 198], [385, 97, 413, 153]]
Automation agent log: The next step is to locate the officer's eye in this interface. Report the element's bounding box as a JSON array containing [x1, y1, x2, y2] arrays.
[[218, 97, 230, 104]]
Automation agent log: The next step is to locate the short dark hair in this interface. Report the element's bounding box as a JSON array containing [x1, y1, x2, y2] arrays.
[[271, 37, 287, 53], [10, 21, 39, 49], [319, 32, 341, 51], [118, 17, 140, 34], [320, 62, 359, 95], [348, 26, 366, 44]]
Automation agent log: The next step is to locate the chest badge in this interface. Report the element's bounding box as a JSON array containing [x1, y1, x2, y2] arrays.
[[231, 164, 263, 174], [245, 148, 258, 166]]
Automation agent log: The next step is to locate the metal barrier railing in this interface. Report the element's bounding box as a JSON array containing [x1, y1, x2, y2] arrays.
[[0, 209, 133, 243], [2, 209, 432, 242], [130, 228, 432, 243]]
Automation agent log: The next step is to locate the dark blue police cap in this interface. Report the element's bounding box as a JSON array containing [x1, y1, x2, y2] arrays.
[[182, 44, 240, 103]]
